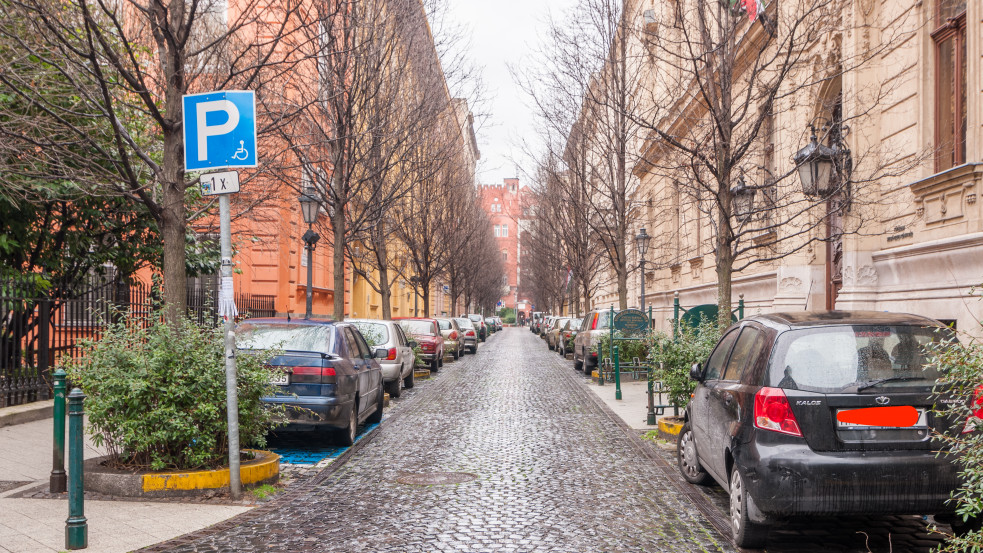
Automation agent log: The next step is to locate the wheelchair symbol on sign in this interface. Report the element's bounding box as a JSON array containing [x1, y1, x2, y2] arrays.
[[231, 140, 249, 161]]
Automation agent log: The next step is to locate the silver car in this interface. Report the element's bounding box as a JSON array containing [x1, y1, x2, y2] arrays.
[[436, 317, 464, 360], [454, 317, 478, 354], [349, 319, 416, 398]]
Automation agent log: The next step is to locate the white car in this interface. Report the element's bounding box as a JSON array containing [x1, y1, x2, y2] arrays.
[[348, 319, 417, 398]]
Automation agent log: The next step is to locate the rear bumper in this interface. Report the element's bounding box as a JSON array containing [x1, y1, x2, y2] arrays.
[[262, 395, 353, 431], [378, 361, 403, 381], [443, 339, 461, 352], [462, 336, 477, 347], [739, 441, 961, 517]]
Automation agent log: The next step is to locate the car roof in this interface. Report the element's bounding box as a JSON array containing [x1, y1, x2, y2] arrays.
[[749, 310, 943, 330], [240, 317, 337, 326]]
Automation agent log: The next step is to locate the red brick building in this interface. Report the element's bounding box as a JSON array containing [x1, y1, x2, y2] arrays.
[[478, 178, 526, 312]]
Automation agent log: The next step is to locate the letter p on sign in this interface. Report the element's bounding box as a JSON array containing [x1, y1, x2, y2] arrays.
[[183, 91, 257, 172]]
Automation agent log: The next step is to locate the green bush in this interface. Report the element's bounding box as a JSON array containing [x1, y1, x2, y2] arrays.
[[593, 331, 649, 365], [930, 330, 983, 552], [65, 316, 282, 471], [647, 318, 721, 410]]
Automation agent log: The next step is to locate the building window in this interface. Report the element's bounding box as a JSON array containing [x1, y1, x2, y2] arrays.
[[494, 225, 500, 237], [501, 225, 508, 237], [502, 250, 507, 261], [933, 0, 967, 172]]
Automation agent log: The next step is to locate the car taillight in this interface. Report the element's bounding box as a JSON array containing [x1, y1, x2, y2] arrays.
[[450, 331, 458, 340], [753, 387, 802, 437], [292, 366, 336, 384], [422, 342, 435, 352], [466, 330, 475, 337], [590, 313, 598, 330], [387, 347, 397, 361], [962, 385, 983, 434]]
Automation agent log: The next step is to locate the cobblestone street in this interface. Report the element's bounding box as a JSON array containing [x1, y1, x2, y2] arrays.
[[141, 328, 732, 552]]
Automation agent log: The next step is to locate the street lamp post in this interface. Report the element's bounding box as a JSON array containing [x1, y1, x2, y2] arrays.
[[299, 188, 320, 320], [635, 228, 651, 311], [410, 275, 420, 316]]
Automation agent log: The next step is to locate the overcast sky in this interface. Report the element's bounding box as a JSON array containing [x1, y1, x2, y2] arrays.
[[442, 0, 578, 187]]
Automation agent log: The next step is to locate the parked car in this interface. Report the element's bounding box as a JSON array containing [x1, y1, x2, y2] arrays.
[[573, 309, 617, 373], [454, 317, 479, 354], [467, 314, 488, 341], [237, 318, 384, 446], [493, 317, 504, 331], [395, 318, 445, 372], [678, 310, 967, 547], [559, 318, 582, 355], [539, 316, 554, 338], [531, 312, 545, 333], [484, 317, 498, 334], [546, 317, 570, 351], [348, 319, 416, 398], [436, 317, 463, 360]]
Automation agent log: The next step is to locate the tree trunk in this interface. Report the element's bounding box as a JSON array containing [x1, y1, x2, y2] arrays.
[[375, 231, 392, 320], [422, 284, 431, 318], [161, 112, 186, 324], [333, 206, 346, 321], [716, 198, 734, 329]]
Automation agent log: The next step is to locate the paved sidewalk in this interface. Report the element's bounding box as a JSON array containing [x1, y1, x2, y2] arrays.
[[0, 417, 250, 553]]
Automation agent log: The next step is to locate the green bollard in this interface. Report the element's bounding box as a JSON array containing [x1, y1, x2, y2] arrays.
[[647, 365, 657, 425], [50, 369, 67, 493], [614, 345, 622, 400], [66, 388, 87, 550]]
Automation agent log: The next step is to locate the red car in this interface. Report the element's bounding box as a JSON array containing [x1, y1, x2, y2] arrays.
[[394, 318, 445, 372]]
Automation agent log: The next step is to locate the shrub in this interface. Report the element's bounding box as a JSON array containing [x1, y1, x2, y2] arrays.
[[593, 331, 649, 365], [930, 330, 983, 552], [65, 316, 282, 471], [647, 318, 721, 410]]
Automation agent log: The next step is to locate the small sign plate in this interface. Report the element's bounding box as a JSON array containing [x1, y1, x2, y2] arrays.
[[613, 309, 650, 335], [201, 171, 240, 196]]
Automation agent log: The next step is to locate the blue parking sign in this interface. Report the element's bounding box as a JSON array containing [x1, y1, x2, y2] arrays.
[[182, 91, 257, 172]]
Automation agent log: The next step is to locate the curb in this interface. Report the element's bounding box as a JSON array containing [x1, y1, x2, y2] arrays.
[[0, 400, 53, 428], [413, 368, 431, 379], [85, 450, 279, 498], [658, 417, 683, 442]]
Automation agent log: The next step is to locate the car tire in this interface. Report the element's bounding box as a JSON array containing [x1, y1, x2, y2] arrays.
[[677, 423, 713, 485], [387, 374, 402, 398], [574, 357, 583, 371], [950, 516, 983, 537], [403, 366, 415, 389], [367, 386, 384, 424], [430, 358, 439, 372], [730, 467, 769, 548], [336, 403, 357, 446], [470, 345, 477, 354], [453, 348, 460, 360]]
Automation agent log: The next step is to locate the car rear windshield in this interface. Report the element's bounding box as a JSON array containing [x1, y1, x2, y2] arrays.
[[437, 319, 452, 330], [569, 319, 583, 329], [400, 320, 435, 336], [469, 315, 482, 322], [594, 312, 612, 330], [351, 322, 388, 347], [236, 323, 334, 353], [768, 325, 952, 392], [455, 318, 474, 329]]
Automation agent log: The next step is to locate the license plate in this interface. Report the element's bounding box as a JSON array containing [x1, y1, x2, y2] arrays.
[[836, 407, 928, 428], [269, 371, 290, 386]]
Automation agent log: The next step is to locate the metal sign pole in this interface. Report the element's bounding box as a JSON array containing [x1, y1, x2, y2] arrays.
[[219, 194, 241, 500]]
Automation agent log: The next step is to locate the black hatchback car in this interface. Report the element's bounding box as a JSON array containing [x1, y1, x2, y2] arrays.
[[678, 311, 968, 547]]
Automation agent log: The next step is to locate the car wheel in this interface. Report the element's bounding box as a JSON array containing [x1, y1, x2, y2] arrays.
[[677, 423, 713, 485], [336, 403, 357, 446], [730, 466, 769, 548], [438, 356, 444, 367], [470, 345, 477, 354], [453, 348, 460, 360], [574, 357, 583, 371], [430, 358, 439, 372], [387, 374, 402, 398], [403, 365, 415, 389], [367, 386, 384, 424], [951, 516, 983, 537]]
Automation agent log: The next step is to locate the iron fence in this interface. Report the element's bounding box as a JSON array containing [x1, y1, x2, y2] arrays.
[[1, 275, 277, 408]]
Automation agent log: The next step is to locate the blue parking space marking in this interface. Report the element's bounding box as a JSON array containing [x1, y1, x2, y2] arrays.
[[270, 423, 379, 466]]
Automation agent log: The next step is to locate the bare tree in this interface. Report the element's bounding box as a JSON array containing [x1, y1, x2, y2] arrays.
[[0, 0, 311, 322], [630, 0, 922, 326]]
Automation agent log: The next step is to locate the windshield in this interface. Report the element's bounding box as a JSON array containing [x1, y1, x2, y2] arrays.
[[400, 320, 436, 336], [454, 318, 474, 329], [768, 325, 953, 392], [236, 323, 334, 353], [468, 315, 482, 323], [437, 319, 452, 330], [569, 319, 583, 329], [351, 322, 389, 347], [594, 312, 613, 330]]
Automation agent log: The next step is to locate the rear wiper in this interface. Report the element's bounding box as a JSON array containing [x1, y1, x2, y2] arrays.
[[857, 376, 927, 392]]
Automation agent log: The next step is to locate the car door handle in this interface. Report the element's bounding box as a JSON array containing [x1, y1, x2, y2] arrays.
[[723, 393, 735, 406]]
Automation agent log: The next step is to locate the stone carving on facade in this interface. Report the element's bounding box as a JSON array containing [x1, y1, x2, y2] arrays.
[[670, 264, 681, 284], [689, 258, 702, 280], [779, 277, 803, 292], [967, 193, 976, 205], [910, 164, 981, 225], [842, 265, 878, 287]]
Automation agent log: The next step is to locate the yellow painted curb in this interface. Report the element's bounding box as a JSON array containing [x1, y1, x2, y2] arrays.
[[141, 449, 279, 493], [658, 418, 684, 437], [413, 369, 431, 379]]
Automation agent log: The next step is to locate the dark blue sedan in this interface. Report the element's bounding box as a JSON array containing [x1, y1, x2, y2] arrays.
[[237, 318, 385, 445]]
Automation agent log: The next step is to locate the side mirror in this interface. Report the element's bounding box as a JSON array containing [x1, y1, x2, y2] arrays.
[[373, 347, 388, 359], [407, 340, 418, 349], [690, 362, 704, 381]]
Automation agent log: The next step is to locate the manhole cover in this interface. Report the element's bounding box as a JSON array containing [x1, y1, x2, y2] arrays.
[[396, 472, 477, 486]]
